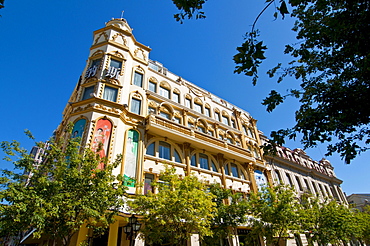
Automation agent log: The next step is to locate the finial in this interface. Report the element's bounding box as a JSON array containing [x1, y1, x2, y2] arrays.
[[120, 10, 124, 19]]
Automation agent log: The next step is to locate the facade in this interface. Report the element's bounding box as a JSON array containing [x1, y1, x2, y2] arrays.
[[29, 18, 346, 246], [347, 194, 370, 211]]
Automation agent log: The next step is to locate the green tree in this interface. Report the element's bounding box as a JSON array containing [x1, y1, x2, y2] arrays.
[[202, 184, 249, 246], [299, 194, 356, 245], [352, 205, 370, 245], [246, 184, 300, 246], [0, 132, 126, 246], [128, 166, 216, 246], [172, 0, 370, 163]]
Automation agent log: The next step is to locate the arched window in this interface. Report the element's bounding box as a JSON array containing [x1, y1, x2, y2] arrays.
[[145, 140, 183, 163], [130, 97, 141, 114], [224, 162, 247, 180], [190, 153, 218, 172]]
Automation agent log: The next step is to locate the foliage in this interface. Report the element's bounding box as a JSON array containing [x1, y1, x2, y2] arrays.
[[172, 0, 370, 163], [202, 184, 249, 245], [0, 0, 4, 10], [352, 205, 370, 244], [246, 184, 300, 246], [128, 167, 216, 246], [298, 194, 358, 245], [0, 131, 126, 246]]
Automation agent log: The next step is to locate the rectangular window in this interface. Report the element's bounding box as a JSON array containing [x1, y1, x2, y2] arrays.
[[286, 173, 293, 187], [208, 130, 214, 136], [173, 117, 181, 124], [222, 115, 229, 125], [133, 72, 143, 87], [173, 92, 180, 103], [149, 81, 157, 92], [275, 170, 283, 184], [194, 103, 203, 113], [159, 86, 170, 99], [242, 125, 248, 135], [231, 164, 239, 178], [148, 107, 156, 114], [91, 59, 101, 67], [103, 86, 118, 102], [304, 179, 311, 192], [197, 126, 206, 133], [295, 176, 303, 191], [205, 107, 211, 117], [82, 86, 95, 100], [199, 154, 209, 170], [160, 111, 170, 119], [185, 98, 192, 108], [144, 173, 155, 195], [130, 98, 141, 114], [231, 119, 236, 128], [159, 141, 171, 160], [110, 59, 122, 68], [215, 112, 221, 121]]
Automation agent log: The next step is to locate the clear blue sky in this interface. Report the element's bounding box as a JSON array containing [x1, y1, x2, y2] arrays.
[[0, 0, 368, 195]]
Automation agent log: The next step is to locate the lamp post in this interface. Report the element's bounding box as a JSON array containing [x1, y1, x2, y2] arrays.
[[123, 214, 141, 246]]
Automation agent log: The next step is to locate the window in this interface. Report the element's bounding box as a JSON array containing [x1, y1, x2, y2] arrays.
[[295, 176, 303, 191], [173, 117, 181, 124], [207, 130, 214, 136], [304, 179, 311, 192], [146, 143, 155, 156], [188, 122, 194, 128], [82, 86, 95, 100], [191, 155, 196, 166], [275, 170, 283, 184], [133, 72, 143, 87], [185, 98, 192, 108], [202, 107, 210, 117], [231, 119, 236, 128], [159, 141, 171, 160], [174, 149, 181, 163], [160, 111, 170, 119], [242, 125, 248, 135], [173, 92, 180, 103], [230, 164, 239, 178], [130, 98, 141, 114], [194, 103, 203, 113], [286, 173, 293, 187], [144, 173, 155, 195], [149, 81, 157, 92], [248, 128, 255, 138], [199, 153, 209, 170], [148, 107, 156, 114], [226, 138, 233, 144], [197, 126, 206, 133], [91, 59, 101, 67], [253, 148, 260, 159], [110, 59, 122, 68], [222, 115, 229, 125], [103, 86, 118, 102], [224, 164, 230, 175], [211, 161, 218, 172], [312, 181, 319, 195], [159, 86, 170, 99], [215, 112, 221, 121]]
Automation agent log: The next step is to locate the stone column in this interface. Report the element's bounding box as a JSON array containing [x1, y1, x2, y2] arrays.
[[184, 142, 191, 176]]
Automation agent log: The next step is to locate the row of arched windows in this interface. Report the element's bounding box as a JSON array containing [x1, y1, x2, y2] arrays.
[[145, 139, 248, 180]]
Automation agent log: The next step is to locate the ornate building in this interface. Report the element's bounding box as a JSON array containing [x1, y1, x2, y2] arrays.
[[48, 18, 346, 246]]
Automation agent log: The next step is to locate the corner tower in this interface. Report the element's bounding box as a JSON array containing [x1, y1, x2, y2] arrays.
[[58, 18, 151, 193]]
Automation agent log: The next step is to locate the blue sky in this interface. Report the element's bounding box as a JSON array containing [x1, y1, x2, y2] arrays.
[[0, 0, 368, 195]]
